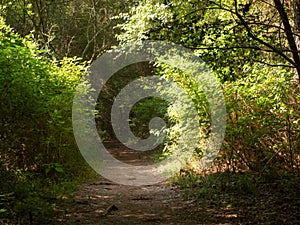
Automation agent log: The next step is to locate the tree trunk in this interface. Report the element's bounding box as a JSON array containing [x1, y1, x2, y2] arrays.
[[287, 0, 300, 79], [294, 0, 300, 57], [274, 0, 300, 80]]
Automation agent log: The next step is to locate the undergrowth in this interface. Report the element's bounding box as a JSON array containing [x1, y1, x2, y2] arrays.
[[171, 170, 300, 224], [0, 169, 79, 224]]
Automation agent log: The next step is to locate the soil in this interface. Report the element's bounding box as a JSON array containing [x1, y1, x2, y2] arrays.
[[55, 142, 200, 225], [55, 142, 300, 225]]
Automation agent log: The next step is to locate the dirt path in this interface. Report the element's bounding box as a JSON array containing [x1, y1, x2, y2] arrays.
[[56, 179, 200, 225], [55, 142, 205, 224], [54, 142, 300, 225]]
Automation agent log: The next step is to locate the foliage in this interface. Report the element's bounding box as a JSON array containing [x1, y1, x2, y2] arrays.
[[95, 62, 159, 139], [129, 97, 169, 139], [115, 0, 300, 176], [0, 17, 94, 223], [0, 0, 129, 60], [116, 0, 300, 79], [220, 64, 300, 173], [0, 17, 90, 175], [0, 169, 78, 223]]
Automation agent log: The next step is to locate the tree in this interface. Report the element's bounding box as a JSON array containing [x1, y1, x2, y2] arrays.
[[117, 0, 300, 80], [0, 0, 128, 60], [115, 0, 300, 173]]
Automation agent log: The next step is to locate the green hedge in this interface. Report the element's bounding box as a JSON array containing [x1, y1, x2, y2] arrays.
[[0, 16, 90, 177]]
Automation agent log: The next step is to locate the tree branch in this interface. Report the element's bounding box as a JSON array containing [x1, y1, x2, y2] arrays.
[[252, 59, 295, 68], [228, 0, 298, 70], [273, 0, 300, 79], [188, 45, 277, 53]]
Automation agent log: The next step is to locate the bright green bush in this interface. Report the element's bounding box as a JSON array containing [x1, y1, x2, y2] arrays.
[[0, 16, 93, 223], [0, 17, 88, 175], [220, 64, 299, 173], [115, 0, 300, 176]]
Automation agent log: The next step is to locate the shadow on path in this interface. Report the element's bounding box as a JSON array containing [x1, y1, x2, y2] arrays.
[[54, 142, 300, 224]]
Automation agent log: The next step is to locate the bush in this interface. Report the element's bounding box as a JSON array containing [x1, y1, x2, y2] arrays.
[[0, 17, 92, 223], [0, 17, 89, 175], [219, 64, 300, 173], [0, 169, 78, 223]]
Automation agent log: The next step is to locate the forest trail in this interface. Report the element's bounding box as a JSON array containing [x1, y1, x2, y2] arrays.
[[56, 178, 199, 225], [54, 142, 235, 225], [54, 142, 300, 225], [55, 142, 198, 225]]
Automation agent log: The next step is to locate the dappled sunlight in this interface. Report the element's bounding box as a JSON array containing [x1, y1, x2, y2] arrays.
[[1, 0, 300, 223], [90, 195, 114, 200]]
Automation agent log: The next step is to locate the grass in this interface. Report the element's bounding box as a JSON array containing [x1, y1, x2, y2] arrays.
[[0, 170, 79, 224], [171, 170, 300, 224]]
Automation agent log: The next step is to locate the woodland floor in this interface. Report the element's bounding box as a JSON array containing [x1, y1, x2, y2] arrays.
[[55, 142, 300, 225]]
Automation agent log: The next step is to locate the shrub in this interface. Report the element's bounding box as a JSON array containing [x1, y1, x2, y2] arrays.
[[219, 64, 300, 173], [0, 17, 89, 175]]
